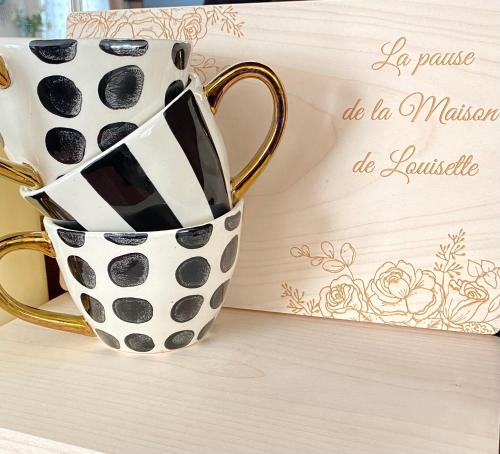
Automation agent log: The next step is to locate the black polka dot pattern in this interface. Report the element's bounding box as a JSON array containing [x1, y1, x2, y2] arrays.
[[171, 295, 203, 323], [113, 297, 153, 324], [29, 39, 77, 64], [175, 257, 210, 288], [176, 224, 213, 249], [97, 122, 138, 152], [37, 76, 82, 118], [52, 202, 243, 354], [67, 255, 96, 289], [104, 233, 148, 246], [210, 280, 230, 309], [81, 293, 105, 323], [165, 80, 184, 106], [108, 253, 149, 287], [198, 319, 214, 341], [45, 127, 86, 164], [225, 211, 241, 231], [99, 39, 148, 57], [125, 333, 155, 352], [164, 330, 194, 350], [98, 65, 144, 110], [57, 229, 85, 248], [220, 236, 239, 273], [171, 43, 190, 70], [95, 329, 120, 349]]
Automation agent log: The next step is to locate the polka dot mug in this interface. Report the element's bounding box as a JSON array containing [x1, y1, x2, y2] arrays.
[[0, 201, 243, 353], [19, 64, 287, 232], [0, 38, 191, 185]]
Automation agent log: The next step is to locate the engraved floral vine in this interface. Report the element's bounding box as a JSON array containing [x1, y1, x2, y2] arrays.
[[282, 231, 500, 334], [67, 6, 244, 82]]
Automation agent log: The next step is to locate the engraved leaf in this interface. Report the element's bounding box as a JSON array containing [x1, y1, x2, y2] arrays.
[[322, 259, 345, 274], [321, 241, 335, 258], [481, 260, 495, 272], [340, 242, 356, 266], [467, 260, 482, 278], [290, 247, 303, 258], [483, 271, 498, 289], [486, 295, 500, 320], [310, 257, 323, 266], [453, 301, 484, 324], [301, 245, 310, 256]]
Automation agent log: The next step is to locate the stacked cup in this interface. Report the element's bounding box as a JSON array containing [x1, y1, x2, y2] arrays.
[[0, 38, 286, 353]]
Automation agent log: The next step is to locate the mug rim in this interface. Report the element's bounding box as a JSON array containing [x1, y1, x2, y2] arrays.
[[0, 37, 192, 46], [22, 74, 200, 198], [43, 199, 244, 236]]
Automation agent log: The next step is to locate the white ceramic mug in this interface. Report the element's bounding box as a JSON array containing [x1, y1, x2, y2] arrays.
[[19, 63, 287, 232], [0, 201, 243, 354], [0, 38, 191, 185]]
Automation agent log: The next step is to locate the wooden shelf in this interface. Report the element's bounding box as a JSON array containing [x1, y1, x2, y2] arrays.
[[0, 293, 498, 453]]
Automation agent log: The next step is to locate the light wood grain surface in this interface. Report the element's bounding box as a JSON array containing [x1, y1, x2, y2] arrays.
[[0, 293, 498, 454], [0, 428, 101, 454]]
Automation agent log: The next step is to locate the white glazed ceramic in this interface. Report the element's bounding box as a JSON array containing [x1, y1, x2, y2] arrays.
[[20, 61, 286, 233], [0, 38, 191, 184], [0, 201, 243, 354], [22, 74, 233, 232]]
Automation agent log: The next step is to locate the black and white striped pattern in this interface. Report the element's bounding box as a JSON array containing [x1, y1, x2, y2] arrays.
[[24, 81, 232, 232]]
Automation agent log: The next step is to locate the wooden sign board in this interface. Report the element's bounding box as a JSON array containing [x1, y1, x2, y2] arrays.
[[67, 1, 500, 334]]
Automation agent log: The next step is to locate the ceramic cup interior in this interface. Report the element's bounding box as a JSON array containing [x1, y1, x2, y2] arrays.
[[44, 200, 244, 354], [22, 74, 233, 232], [0, 38, 191, 183]]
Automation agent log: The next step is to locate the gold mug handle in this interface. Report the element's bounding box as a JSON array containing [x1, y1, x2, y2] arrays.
[[0, 155, 43, 189], [0, 231, 94, 336], [0, 55, 10, 89], [204, 62, 287, 204], [0, 56, 43, 189]]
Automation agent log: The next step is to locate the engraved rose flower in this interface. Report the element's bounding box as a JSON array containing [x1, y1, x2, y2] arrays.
[[453, 280, 489, 302], [319, 275, 367, 320], [366, 260, 443, 324], [441, 279, 500, 333], [177, 8, 208, 42]]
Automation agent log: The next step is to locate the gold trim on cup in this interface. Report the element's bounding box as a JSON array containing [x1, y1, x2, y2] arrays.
[[0, 56, 11, 89]]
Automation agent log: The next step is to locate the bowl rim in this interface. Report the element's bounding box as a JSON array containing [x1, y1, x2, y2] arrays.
[[43, 200, 244, 237]]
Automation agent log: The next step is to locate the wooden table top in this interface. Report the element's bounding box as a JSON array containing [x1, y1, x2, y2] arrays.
[[0, 293, 498, 454]]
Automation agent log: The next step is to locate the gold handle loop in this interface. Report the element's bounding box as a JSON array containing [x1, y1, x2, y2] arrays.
[[0, 232, 94, 336], [204, 62, 287, 204], [0, 138, 43, 189], [0, 56, 10, 89], [0, 156, 43, 189]]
